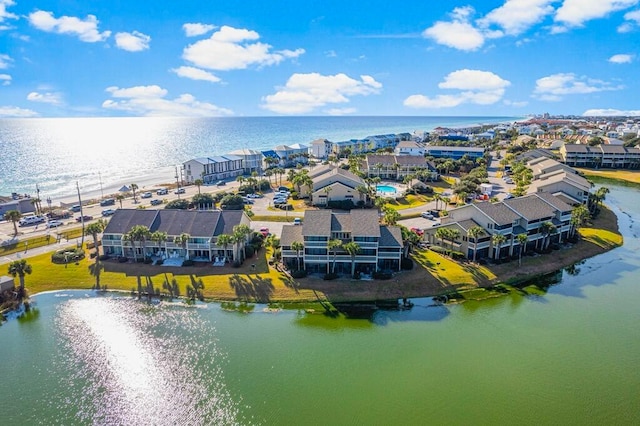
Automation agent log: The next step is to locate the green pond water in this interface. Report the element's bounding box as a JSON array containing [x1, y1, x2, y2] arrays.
[[2, 185, 640, 425]]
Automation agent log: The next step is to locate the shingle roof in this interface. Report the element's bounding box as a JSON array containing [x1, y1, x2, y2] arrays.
[[331, 213, 352, 232], [214, 211, 246, 236], [302, 210, 333, 236], [503, 195, 556, 221], [563, 144, 590, 153], [535, 192, 573, 213], [103, 209, 158, 234], [280, 224, 303, 247], [394, 155, 427, 166], [153, 210, 220, 237], [379, 226, 403, 247], [473, 202, 520, 226], [350, 209, 380, 237], [457, 219, 482, 232]]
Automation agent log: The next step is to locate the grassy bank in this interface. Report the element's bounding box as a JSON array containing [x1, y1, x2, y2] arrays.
[[15, 205, 622, 304], [576, 168, 640, 186]]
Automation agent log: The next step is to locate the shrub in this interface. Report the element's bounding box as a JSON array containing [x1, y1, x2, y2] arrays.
[[327, 199, 355, 210], [353, 271, 361, 279], [323, 272, 338, 280], [291, 269, 307, 278], [244, 245, 255, 258], [401, 257, 414, 270], [118, 256, 128, 263], [232, 260, 242, 268], [165, 199, 190, 210], [98, 254, 110, 261], [182, 259, 194, 267], [220, 194, 244, 210], [143, 256, 153, 264], [155, 259, 164, 265], [51, 247, 85, 264]]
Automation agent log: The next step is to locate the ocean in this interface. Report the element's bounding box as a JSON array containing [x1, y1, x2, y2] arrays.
[[0, 116, 518, 203]]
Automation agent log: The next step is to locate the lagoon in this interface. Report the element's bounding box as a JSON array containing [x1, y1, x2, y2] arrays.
[[1, 184, 640, 425]]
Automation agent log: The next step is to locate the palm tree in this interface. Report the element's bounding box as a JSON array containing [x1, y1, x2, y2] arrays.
[[236, 176, 245, 187], [216, 233, 234, 260], [176, 232, 191, 259], [342, 241, 361, 277], [194, 178, 204, 194], [291, 241, 304, 271], [516, 233, 528, 266], [491, 233, 507, 260], [116, 193, 125, 208], [382, 206, 400, 226], [539, 221, 556, 250], [467, 226, 485, 262], [4, 210, 21, 236], [594, 186, 610, 212], [433, 193, 442, 211], [265, 169, 274, 188], [8, 259, 32, 292], [85, 219, 107, 257], [129, 224, 151, 260], [435, 227, 450, 253], [327, 238, 342, 274], [130, 183, 139, 203], [323, 186, 333, 205], [150, 231, 168, 257], [232, 224, 252, 262], [570, 204, 590, 238], [374, 162, 383, 178], [447, 228, 460, 253]]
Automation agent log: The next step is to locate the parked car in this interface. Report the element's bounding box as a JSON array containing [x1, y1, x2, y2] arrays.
[[47, 220, 64, 228], [247, 193, 263, 198], [216, 180, 226, 186], [174, 188, 185, 194], [243, 198, 254, 205], [273, 198, 288, 205], [259, 227, 270, 237], [70, 204, 82, 212], [293, 218, 302, 225], [410, 227, 424, 236], [421, 212, 434, 220], [75, 215, 93, 222], [100, 198, 115, 206], [102, 208, 116, 216], [150, 199, 162, 206], [156, 188, 168, 195], [18, 216, 45, 226], [141, 191, 152, 199], [504, 193, 515, 200]]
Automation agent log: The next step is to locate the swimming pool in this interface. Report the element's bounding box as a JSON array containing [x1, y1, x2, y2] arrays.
[[376, 185, 397, 194]]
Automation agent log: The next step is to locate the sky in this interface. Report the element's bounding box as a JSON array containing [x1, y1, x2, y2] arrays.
[[1, 0, 639, 118]]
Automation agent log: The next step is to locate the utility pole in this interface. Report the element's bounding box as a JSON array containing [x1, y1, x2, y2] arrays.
[[36, 183, 41, 215], [77, 181, 85, 248], [99, 171, 104, 200], [175, 166, 181, 199]]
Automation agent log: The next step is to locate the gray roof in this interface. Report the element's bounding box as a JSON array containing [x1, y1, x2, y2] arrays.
[[457, 219, 483, 232], [503, 195, 556, 221], [599, 144, 627, 153], [331, 213, 352, 232], [563, 144, 590, 153], [350, 209, 380, 237], [280, 224, 303, 247], [214, 210, 246, 236], [379, 226, 403, 247], [302, 210, 333, 236], [473, 202, 521, 226], [535, 192, 573, 213], [103, 209, 158, 234], [394, 155, 427, 166]]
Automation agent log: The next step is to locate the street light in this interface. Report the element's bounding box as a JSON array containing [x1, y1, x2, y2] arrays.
[[46, 197, 52, 212]]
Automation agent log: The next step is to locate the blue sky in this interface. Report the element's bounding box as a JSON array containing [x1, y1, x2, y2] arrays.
[[1, 0, 639, 118]]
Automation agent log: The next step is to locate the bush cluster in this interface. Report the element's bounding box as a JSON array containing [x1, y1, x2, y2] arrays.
[[323, 272, 338, 280], [327, 200, 355, 210], [51, 247, 85, 264], [291, 269, 307, 278]]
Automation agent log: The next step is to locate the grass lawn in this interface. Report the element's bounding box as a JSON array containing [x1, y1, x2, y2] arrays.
[[385, 194, 430, 210], [266, 198, 309, 212], [411, 249, 497, 289], [576, 168, 640, 185], [1, 226, 86, 256]]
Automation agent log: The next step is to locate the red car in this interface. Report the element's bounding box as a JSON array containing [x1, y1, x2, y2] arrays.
[[75, 215, 93, 222], [410, 227, 424, 236], [259, 227, 270, 237]]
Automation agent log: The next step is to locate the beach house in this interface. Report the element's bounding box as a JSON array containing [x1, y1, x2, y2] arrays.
[[102, 209, 251, 263], [183, 155, 244, 184], [280, 209, 403, 274]]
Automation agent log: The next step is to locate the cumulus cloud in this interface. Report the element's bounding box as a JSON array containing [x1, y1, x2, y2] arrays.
[[618, 9, 640, 32], [0, 0, 18, 25], [261, 73, 382, 114], [325, 107, 357, 115], [27, 91, 62, 104], [183, 23, 216, 37], [28, 10, 111, 42], [554, 0, 638, 29], [503, 99, 529, 107], [608, 53, 633, 63], [478, 0, 555, 36], [0, 73, 10, 85], [423, 7, 485, 51], [0, 53, 12, 69], [182, 25, 304, 71], [115, 31, 151, 52], [533, 73, 623, 101], [0, 106, 38, 117], [171, 66, 221, 83], [583, 108, 640, 116], [102, 85, 232, 117], [404, 69, 510, 109]]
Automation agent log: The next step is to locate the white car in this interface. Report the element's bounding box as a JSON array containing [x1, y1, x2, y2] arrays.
[[156, 188, 168, 195], [141, 191, 152, 198], [18, 216, 45, 227], [47, 220, 64, 228], [174, 188, 185, 194], [102, 208, 116, 216], [421, 212, 434, 220]]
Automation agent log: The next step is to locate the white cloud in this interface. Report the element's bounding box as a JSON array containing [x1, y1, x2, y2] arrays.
[[478, 0, 555, 36], [27, 91, 62, 105], [618, 9, 640, 32], [533, 73, 623, 101], [404, 69, 510, 109], [171, 66, 221, 83], [608, 53, 633, 63], [28, 10, 111, 42], [0, 73, 10, 85], [0, 106, 38, 117], [554, 0, 638, 29], [423, 7, 485, 51], [0, 53, 12, 69], [583, 108, 640, 116], [325, 107, 357, 115], [182, 25, 304, 71], [115, 31, 151, 52], [102, 85, 232, 117], [503, 99, 529, 107], [183, 23, 216, 37], [0, 0, 17, 24], [261, 73, 382, 114]]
